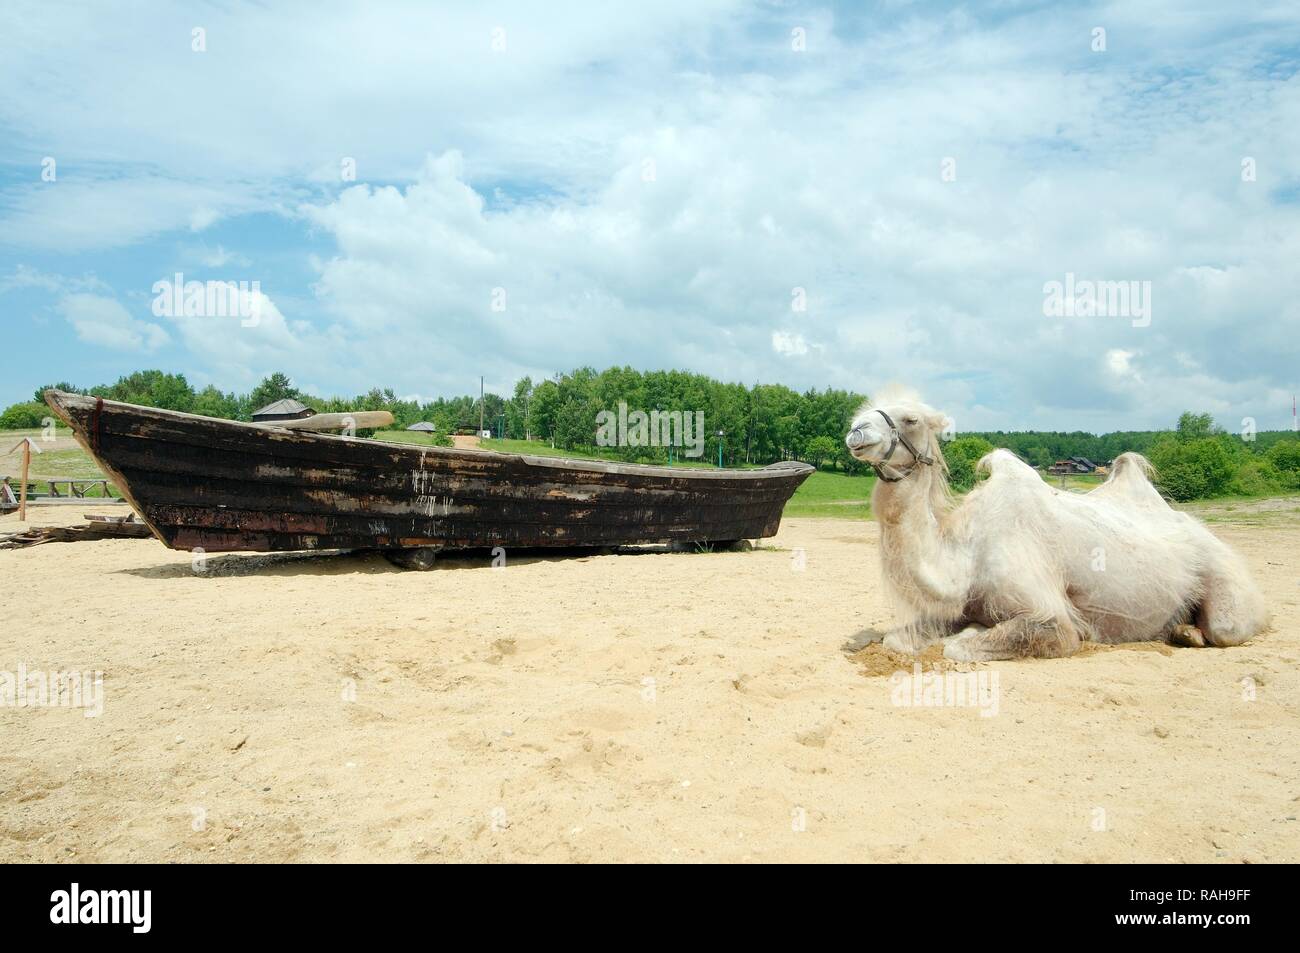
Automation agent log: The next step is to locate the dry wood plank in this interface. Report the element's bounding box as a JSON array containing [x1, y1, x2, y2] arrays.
[[269, 410, 394, 431]]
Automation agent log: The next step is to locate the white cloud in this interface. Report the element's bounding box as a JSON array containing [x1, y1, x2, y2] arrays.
[[58, 293, 169, 352], [2, 2, 1298, 428], [1105, 348, 1137, 378], [0, 265, 110, 296], [772, 331, 810, 356], [0, 176, 269, 253]]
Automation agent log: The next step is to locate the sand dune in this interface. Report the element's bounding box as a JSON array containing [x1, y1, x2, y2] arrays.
[[2, 502, 1297, 862]]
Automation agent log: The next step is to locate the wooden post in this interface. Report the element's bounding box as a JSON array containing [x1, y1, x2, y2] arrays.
[[17, 438, 31, 522]]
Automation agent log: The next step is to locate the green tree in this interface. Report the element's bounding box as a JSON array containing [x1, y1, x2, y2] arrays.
[[1176, 411, 1218, 441], [1228, 458, 1283, 496], [1266, 439, 1300, 473], [1149, 436, 1234, 500], [90, 370, 195, 411], [528, 379, 562, 442], [191, 385, 240, 419], [1, 402, 49, 429], [245, 372, 301, 415], [942, 436, 995, 491], [1266, 439, 1300, 490], [34, 382, 78, 402], [804, 435, 839, 470]]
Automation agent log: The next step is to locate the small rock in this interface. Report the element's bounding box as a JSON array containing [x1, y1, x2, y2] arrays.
[[1153, 726, 1169, 738]]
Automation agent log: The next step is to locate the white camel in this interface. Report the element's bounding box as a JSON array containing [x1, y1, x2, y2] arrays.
[[845, 387, 1268, 661]]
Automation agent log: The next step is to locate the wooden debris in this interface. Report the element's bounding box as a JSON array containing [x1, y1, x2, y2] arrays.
[[0, 515, 155, 549]]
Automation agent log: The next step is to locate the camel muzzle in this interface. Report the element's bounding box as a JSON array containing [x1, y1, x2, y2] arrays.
[[849, 409, 935, 483], [845, 428, 879, 450]]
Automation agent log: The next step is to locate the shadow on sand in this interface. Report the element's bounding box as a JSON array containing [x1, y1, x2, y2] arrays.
[[841, 628, 886, 653], [117, 542, 747, 579]]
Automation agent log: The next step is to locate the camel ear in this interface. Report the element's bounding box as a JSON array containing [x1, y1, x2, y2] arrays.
[[928, 413, 953, 437]]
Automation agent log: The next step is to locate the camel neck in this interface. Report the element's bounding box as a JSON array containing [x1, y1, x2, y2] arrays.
[[872, 467, 936, 526], [871, 467, 968, 614]]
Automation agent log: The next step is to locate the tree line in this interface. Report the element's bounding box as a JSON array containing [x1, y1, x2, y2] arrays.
[[4, 368, 1298, 499]]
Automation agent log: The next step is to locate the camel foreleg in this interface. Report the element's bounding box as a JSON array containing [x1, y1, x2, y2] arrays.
[[883, 617, 964, 655], [943, 616, 1081, 662]]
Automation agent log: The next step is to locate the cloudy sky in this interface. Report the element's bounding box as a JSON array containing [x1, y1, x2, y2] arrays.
[[1, 0, 1297, 431]]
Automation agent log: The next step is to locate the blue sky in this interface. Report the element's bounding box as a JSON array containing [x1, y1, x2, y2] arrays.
[[1, 0, 1298, 431]]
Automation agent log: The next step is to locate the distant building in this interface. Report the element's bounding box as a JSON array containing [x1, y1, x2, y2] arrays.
[[251, 398, 315, 422], [406, 421, 437, 433], [1048, 457, 1105, 475]]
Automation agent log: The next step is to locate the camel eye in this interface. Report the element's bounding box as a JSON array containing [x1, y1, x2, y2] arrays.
[[903, 415, 919, 426]]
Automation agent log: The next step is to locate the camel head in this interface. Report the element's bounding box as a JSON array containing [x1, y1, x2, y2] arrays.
[[845, 387, 950, 483]]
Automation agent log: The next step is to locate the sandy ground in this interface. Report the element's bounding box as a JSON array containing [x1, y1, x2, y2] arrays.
[[2, 500, 1298, 863]]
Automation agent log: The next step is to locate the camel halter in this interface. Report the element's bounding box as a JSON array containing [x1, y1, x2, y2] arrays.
[[847, 409, 935, 483]]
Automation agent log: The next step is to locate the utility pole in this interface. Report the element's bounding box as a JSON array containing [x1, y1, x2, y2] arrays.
[[479, 376, 485, 436]]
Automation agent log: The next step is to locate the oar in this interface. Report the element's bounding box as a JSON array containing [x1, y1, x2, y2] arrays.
[[267, 411, 395, 432]]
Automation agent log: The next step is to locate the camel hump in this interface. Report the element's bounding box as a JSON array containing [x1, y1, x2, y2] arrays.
[[976, 448, 1035, 478], [1109, 452, 1156, 483], [1103, 452, 1166, 503]]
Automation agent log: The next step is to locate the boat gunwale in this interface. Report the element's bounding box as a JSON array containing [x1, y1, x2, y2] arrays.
[[46, 390, 813, 484]]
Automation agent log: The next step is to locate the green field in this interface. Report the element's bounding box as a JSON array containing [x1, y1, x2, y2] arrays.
[[781, 470, 873, 518], [369, 429, 453, 448], [0, 426, 120, 498]]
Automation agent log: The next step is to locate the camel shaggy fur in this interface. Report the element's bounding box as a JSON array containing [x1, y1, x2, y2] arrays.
[[846, 387, 1268, 661]]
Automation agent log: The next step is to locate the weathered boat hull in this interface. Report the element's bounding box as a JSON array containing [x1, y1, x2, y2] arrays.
[[45, 391, 813, 554]]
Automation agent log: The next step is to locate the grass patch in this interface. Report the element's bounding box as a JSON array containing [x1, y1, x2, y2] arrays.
[[784, 470, 875, 519], [21, 448, 107, 479], [1, 425, 75, 441], [1, 427, 110, 496], [0, 446, 119, 497], [1041, 472, 1106, 492], [370, 429, 453, 448]]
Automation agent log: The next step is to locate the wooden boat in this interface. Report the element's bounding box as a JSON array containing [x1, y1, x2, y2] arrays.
[[44, 390, 813, 565]]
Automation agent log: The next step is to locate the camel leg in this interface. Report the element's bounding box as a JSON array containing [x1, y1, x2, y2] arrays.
[[943, 616, 1081, 662], [1195, 553, 1268, 647], [883, 617, 963, 655], [1168, 623, 1206, 648]]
